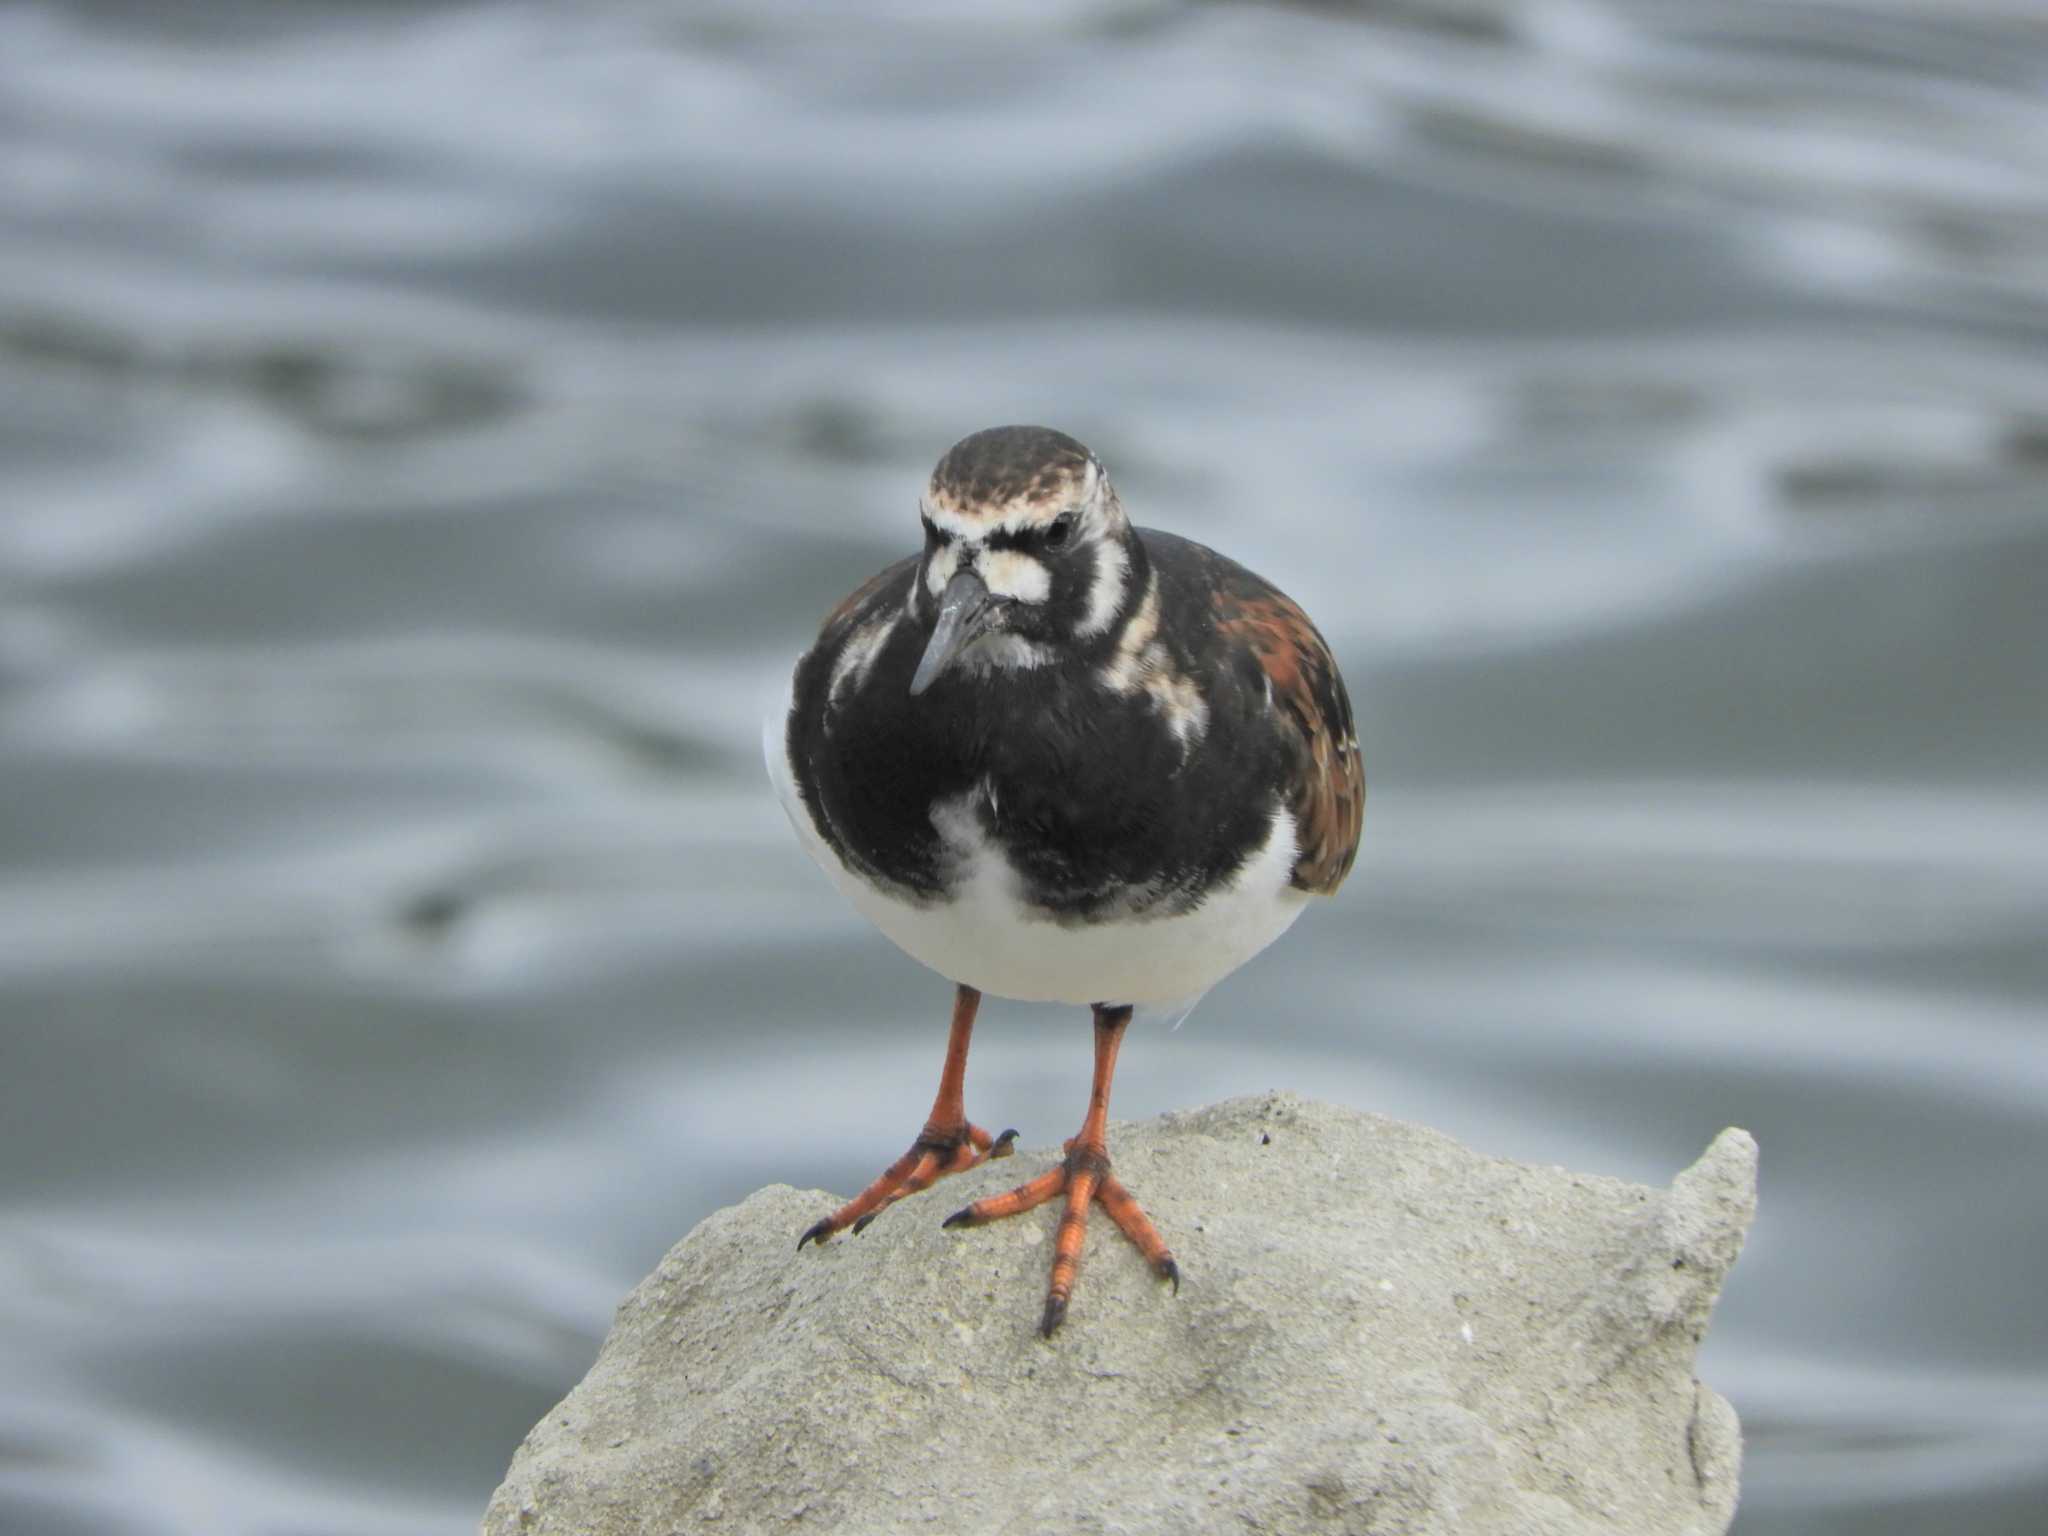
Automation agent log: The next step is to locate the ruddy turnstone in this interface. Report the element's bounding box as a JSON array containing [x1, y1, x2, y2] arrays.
[[769, 425, 1362, 1335]]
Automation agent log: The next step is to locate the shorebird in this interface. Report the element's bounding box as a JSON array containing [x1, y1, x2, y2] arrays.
[[770, 425, 1362, 1334]]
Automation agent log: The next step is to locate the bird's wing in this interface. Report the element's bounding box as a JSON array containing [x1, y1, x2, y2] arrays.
[[1210, 580, 1364, 895], [817, 555, 918, 644]]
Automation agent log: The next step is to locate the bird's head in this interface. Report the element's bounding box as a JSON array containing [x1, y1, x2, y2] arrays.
[[909, 425, 1140, 696]]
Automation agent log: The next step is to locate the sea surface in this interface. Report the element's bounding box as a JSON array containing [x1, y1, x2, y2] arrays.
[[3, 3, 2046, 1533]]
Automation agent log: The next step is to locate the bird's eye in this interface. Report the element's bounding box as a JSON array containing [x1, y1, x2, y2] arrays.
[[1045, 514, 1076, 550]]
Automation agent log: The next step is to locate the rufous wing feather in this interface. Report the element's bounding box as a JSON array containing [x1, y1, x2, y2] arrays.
[[1213, 588, 1364, 893]]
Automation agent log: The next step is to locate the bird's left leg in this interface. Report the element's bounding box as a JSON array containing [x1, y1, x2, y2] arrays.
[[797, 984, 1015, 1247], [943, 1002, 1178, 1335]]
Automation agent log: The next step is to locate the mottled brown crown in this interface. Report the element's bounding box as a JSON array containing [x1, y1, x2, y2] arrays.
[[927, 426, 1095, 525]]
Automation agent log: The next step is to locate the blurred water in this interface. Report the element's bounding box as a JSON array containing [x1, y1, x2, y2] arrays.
[[2, 2, 2046, 1533]]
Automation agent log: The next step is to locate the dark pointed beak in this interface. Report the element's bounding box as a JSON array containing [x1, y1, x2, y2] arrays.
[[910, 567, 994, 696]]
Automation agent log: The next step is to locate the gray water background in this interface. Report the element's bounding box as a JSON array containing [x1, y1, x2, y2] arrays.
[[3, 2, 2047, 1532]]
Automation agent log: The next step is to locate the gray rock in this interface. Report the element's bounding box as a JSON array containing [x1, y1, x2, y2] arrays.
[[483, 1094, 1756, 1535]]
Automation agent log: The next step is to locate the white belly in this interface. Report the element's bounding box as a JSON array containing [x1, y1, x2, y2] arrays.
[[766, 703, 1311, 1006]]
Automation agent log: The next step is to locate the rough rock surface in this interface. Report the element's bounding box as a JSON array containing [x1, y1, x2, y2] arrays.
[[483, 1094, 1756, 1536]]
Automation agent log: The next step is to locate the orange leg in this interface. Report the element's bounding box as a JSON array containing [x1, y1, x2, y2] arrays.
[[943, 1003, 1178, 1336], [798, 985, 1016, 1248]]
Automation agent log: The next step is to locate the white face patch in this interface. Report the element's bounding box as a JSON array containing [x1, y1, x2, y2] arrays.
[[976, 549, 1050, 603], [923, 542, 961, 599]]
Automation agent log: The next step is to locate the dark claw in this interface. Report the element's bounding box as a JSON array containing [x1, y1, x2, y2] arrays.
[[797, 1219, 834, 1250], [990, 1128, 1020, 1159], [941, 1206, 977, 1230], [1158, 1257, 1180, 1294], [852, 1212, 879, 1236], [1039, 1295, 1068, 1338]]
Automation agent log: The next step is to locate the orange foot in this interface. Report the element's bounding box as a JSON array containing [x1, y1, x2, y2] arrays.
[[798, 984, 1015, 1247], [797, 1119, 1017, 1247], [943, 1133, 1178, 1336]]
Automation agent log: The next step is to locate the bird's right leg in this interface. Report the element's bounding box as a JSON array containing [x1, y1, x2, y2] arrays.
[[797, 983, 1016, 1247]]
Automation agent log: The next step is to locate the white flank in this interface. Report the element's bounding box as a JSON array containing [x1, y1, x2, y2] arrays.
[[874, 796, 1307, 1005]]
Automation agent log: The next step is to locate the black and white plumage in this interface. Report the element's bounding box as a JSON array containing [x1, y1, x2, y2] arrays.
[[768, 425, 1363, 1333], [771, 425, 1362, 1006]]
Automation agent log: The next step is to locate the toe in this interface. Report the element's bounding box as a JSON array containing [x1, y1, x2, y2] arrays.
[[1039, 1294, 1068, 1338]]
